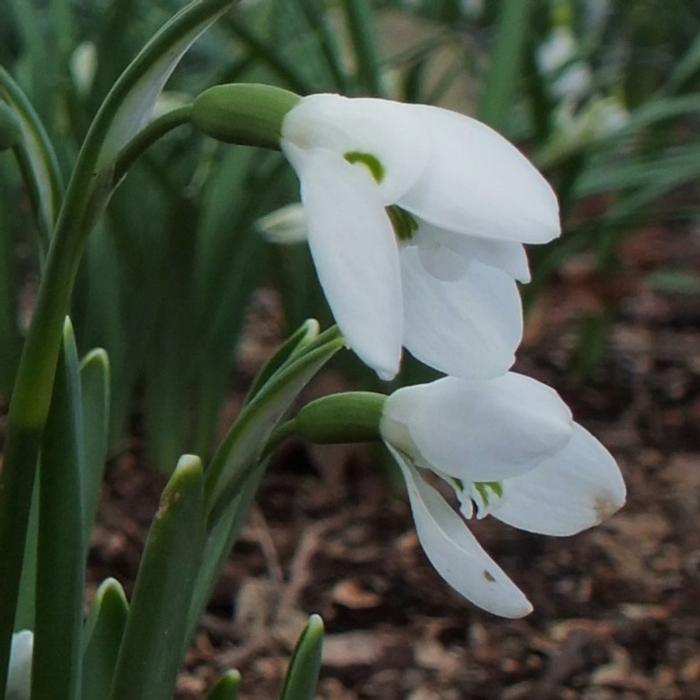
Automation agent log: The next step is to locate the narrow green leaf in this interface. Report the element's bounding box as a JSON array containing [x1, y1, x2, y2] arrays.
[[109, 455, 205, 700], [0, 191, 21, 396], [221, 15, 313, 94], [206, 670, 241, 700], [279, 614, 324, 700], [80, 348, 111, 547], [245, 318, 320, 402], [477, 0, 532, 131], [204, 327, 344, 520], [341, 0, 385, 96], [0, 66, 63, 246], [32, 319, 85, 700], [82, 579, 129, 700], [186, 461, 265, 643], [94, 0, 234, 170]]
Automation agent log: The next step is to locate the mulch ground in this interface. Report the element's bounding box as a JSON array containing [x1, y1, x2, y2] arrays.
[[87, 223, 700, 699]]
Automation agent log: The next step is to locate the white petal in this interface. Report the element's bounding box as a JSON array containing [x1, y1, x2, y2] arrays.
[[383, 374, 573, 482], [400, 245, 522, 379], [492, 423, 626, 536], [389, 445, 532, 618], [282, 94, 430, 203], [283, 143, 403, 380], [397, 104, 560, 244], [417, 222, 531, 282]]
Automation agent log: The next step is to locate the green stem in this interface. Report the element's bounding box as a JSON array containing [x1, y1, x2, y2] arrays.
[[113, 105, 193, 183]]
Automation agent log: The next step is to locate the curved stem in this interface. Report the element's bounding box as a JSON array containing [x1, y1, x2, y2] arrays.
[[113, 104, 193, 183]]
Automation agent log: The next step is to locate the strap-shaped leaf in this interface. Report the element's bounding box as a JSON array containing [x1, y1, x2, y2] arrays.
[[279, 615, 324, 700], [204, 325, 344, 521], [109, 455, 205, 700], [80, 348, 111, 548], [187, 322, 340, 640], [92, 0, 233, 171], [0, 66, 63, 242], [32, 319, 85, 700], [82, 579, 128, 700], [206, 670, 241, 700]]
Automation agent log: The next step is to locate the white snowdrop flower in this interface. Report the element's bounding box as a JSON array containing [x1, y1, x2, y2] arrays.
[[380, 372, 626, 617], [280, 94, 560, 381], [6, 630, 33, 700], [537, 27, 592, 102], [70, 41, 97, 96], [256, 203, 308, 245]]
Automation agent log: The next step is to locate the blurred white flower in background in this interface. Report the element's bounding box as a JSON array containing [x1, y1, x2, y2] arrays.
[[380, 373, 626, 617], [6, 630, 33, 700], [70, 41, 97, 96], [537, 26, 593, 102], [255, 203, 308, 245], [281, 94, 560, 381]]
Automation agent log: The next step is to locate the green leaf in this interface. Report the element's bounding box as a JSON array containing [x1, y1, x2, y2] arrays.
[[186, 460, 265, 644], [109, 455, 205, 700], [204, 326, 344, 521], [93, 0, 234, 170], [245, 318, 320, 402], [206, 670, 241, 700], [82, 579, 129, 700], [279, 614, 324, 700], [0, 65, 63, 246], [477, 0, 532, 132], [341, 0, 385, 96], [32, 319, 85, 700], [186, 322, 336, 641], [80, 348, 111, 547]]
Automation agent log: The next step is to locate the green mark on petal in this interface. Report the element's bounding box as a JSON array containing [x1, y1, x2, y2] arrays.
[[344, 151, 385, 183], [387, 205, 418, 242], [474, 481, 504, 506]]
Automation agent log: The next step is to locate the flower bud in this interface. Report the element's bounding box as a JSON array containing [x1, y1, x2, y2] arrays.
[[191, 83, 300, 149], [292, 391, 386, 445], [0, 102, 21, 151]]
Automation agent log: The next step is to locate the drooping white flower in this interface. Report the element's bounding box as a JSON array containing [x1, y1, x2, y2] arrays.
[[280, 94, 560, 381], [380, 372, 626, 617], [6, 630, 33, 700]]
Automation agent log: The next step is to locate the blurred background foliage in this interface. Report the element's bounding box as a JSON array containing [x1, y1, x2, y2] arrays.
[[1, 0, 699, 471]]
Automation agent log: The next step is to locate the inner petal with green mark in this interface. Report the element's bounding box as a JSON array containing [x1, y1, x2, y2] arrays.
[[387, 205, 418, 242], [447, 477, 505, 520], [344, 151, 385, 183]]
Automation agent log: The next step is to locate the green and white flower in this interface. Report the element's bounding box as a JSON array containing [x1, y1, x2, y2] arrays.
[[380, 372, 626, 617], [280, 94, 560, 381]]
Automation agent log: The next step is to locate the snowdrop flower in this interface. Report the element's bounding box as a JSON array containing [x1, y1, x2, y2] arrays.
[[6, 630, 33, 700], [256, 203, 308, 245], [537, 27, 592, 102], [380, 372, 626, 617], [280, 94, 560, 381]]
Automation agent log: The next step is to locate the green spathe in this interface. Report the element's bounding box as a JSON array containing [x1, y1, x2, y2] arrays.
[[192, 83, 300, 149], [291, 391, 387, 445]]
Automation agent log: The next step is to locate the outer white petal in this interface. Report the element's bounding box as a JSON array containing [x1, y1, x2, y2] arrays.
[[417, 222, 531, 283], [282, 94, 430, 203], [383, 374, 573, 481], [389, 445, 532, 618], [283, 143, 403, 380], [400, 245, 522, 379], [492, 423, 626, 536], [397, 104, 560, 244]]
